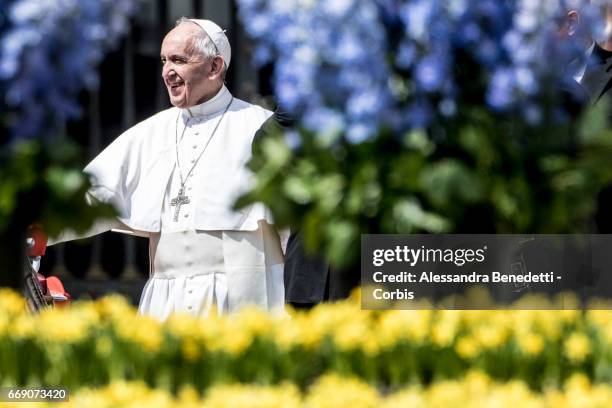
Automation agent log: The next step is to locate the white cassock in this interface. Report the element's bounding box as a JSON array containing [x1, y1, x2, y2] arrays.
[[52, 85, 285, 320]]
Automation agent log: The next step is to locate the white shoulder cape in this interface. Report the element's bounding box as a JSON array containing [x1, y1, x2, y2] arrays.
[[84, 94, 274, 232]]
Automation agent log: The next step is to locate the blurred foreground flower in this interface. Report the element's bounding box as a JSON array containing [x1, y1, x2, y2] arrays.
[[1, 373, 610, 408], [237, 0, 604, 138], [0, 0, 137, 140], [236, 0, 612, 268], [0, 0, 137, 287], [0, 290, 610, 390]]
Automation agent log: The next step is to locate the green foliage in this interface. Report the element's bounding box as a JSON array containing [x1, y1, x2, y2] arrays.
[[0, 139, 115, 236], [238, 106, 612, 268]]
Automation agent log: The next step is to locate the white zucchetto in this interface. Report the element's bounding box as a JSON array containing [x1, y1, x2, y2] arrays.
[[188, 19, 232, 68]]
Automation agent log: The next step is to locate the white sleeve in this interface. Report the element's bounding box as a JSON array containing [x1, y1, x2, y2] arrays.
[[47, 217, 125, 246], [47, 192, 150, 246]]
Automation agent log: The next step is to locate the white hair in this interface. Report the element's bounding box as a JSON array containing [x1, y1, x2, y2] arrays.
[[176, 17, 227, 80]]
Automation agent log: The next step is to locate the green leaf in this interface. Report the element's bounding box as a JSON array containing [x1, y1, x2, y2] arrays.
[[262, 137, 292, 168], [420, 159, 484, 208], [45, 167, 86, 197], [324, 220, 359, 267], [392, 198, 450, 233]]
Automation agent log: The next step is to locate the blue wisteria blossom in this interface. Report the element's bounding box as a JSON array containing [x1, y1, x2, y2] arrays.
[[0, 0, 138, 140], [237, 0, 607, 143]]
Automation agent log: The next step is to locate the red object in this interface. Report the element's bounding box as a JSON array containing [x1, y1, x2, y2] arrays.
[[45, 276, 71, 306], [27, 224, 48, 257]]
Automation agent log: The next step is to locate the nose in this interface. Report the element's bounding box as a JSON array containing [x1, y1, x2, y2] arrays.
[[161, 61, 175, 80], [162, 63, 170, 78]]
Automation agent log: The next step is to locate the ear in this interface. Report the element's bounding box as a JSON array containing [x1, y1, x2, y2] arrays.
[[566, 10, 580, 36], [209, 55, 225, 79]]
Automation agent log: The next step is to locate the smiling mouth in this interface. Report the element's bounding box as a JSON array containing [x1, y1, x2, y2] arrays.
[[169, 81, 184, 90]]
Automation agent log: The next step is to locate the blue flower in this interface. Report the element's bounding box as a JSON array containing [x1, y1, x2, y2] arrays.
[[399, 0, 434, 42], [335, 32, 366, 63], [283, 129, 303, 149], [396, 42, 416, 69], [438, 98, 457, 117], [346, 122, 375, 144], [303, 107, 345, 137], [415, 54, 447, 92], [322, 0, 356, 19], [0, 0, 138, 141], [347, 88, 386, 119], [236, 0, 605, 143], [487, 67, 514, 110], [406, 100, 433, 128]]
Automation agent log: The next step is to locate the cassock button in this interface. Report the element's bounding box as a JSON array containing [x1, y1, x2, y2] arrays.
[[192, 145, 197, 149], [195, 132, 200, 136], [188, 289, 193, 294], [190, 159, 195, 164], [187, 305, 193, 310]]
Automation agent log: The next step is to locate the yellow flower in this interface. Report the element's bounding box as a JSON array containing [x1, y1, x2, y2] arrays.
[[517, 333, 544, 356], [473, 324, 508, 349], [427, 380, 471, 407], [563, 333, 591, 363], [36, 305, 99, 344], [177, 385, 200, 405], [10, 316, 36, 339], [166, 313, 205, 360], [330, 312, 379, 354], [0, 288, 27, 316], [431, 311, 461, 347], [209, 318, 253, 356], [114, 314, 163, 353], [304, 374, 380, 408], [586, 309, 612, 346], [96, 335, 113, 357], [376, 310, 408, 349], [564, 373, 591, 391], [301, 303, 363, 349], [487, 380, 541, 408], [348, 286, 362, 304], [235, 307, 275, 337], [553, 373, 604, 408], [273, 317, 303, 351], [204, 382, 301, 408], [181, 338, 201, 362], [166, 313, 199, 338], [94, 294, 134, 320], [376, 309, 432, 348], [536, 313, 563, 340], [456, 336, 479, 359], [381, 388, 426, 408], [63, 381, 174, 408]]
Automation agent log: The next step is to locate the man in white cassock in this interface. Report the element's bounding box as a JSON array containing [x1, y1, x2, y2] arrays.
[[45, 18, 285, 320]]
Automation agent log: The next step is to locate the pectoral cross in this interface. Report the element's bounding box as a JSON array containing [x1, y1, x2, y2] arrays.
[[170, 187, 190, 221]]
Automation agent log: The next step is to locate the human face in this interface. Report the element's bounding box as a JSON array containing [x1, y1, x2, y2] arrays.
[[160, 24, 221, 108]]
